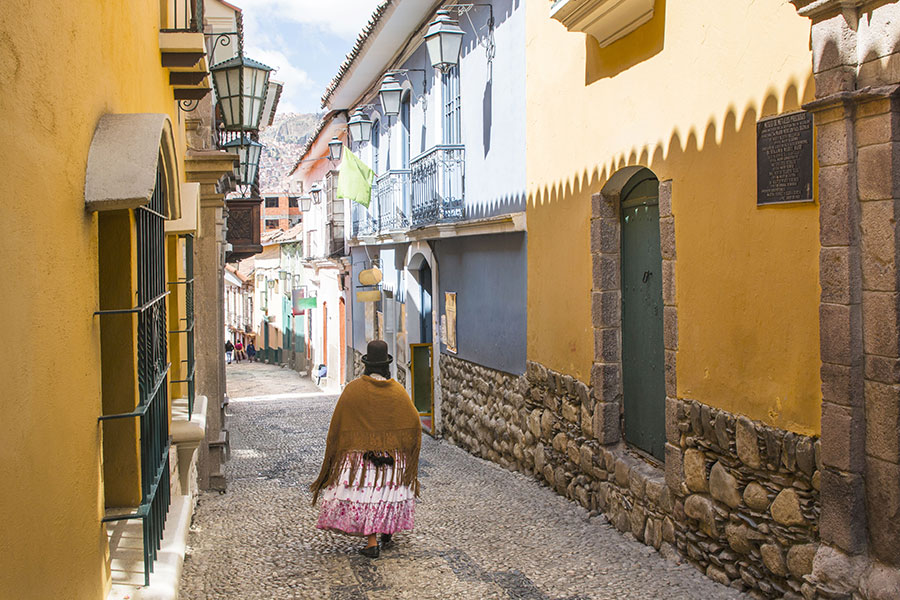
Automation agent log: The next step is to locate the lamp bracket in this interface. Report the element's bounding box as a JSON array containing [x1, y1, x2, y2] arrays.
[[385, 69, 428, 113], [205, 31, 242, 60], [446, 3, 495, 66], [178, 98, 201, 112]]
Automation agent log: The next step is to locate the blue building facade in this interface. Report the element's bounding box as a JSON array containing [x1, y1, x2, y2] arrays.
[[325, 0, 527, 434]]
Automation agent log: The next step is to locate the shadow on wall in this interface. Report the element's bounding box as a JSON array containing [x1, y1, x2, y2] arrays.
[[529, 74, 818, 418], [531, 74, 815, 213], [585, 0, 667, 84], [466, 191, 527, 221]]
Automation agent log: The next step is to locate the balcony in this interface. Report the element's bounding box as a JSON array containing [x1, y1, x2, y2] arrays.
[[348, 145, 466, 242], [351, 204, 378, 240], [161, 0, 204, 33], [159, 0, 209, 101], [410, 145, 465, 227], [375, 170, 411, 234]]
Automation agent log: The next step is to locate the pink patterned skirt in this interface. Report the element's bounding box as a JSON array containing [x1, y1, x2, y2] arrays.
[[315, 453, 415, 536]]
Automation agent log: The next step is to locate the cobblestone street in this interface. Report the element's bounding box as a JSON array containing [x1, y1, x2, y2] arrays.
[[180, 363, 747, 600]]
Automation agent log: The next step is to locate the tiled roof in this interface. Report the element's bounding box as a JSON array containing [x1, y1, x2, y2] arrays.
[[261, 222, 304, 245], [319, 0, 393, 108]]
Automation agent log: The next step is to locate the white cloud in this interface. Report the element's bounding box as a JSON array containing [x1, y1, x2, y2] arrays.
[[244, 46, 311, 113], [235, 0, 384, 39]]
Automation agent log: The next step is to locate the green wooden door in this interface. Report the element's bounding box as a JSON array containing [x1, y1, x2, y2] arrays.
[[410, 343, 433, 432], [621, 177, 666, 461]]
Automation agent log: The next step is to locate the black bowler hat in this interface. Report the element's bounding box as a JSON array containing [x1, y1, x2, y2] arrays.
[[362, 340, 393, 366]]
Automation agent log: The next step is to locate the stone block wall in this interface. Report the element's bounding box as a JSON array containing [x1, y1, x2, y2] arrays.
[[440, 353, 822, 599], [672, 398, 820, 599]]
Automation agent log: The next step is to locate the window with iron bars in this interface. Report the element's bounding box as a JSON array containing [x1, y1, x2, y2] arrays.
[[96, 159, 172, 586], [169, 234, 195, 416]]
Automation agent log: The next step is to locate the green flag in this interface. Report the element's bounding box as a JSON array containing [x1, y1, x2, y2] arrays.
[[336, 146, 375, 208]]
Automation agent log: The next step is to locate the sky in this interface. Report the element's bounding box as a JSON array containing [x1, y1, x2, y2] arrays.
[[237, 0, 384, 114]]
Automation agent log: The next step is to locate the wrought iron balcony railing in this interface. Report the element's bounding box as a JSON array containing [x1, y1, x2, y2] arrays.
[[161, 0, 204, 33], [410, 145, 465, 227], [351, 202, 378, 239], [375, 170, 411, 233]]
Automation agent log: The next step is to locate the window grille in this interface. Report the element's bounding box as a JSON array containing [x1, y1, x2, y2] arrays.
[[96, 160, 172, 587], [169, 233, 195, 417]]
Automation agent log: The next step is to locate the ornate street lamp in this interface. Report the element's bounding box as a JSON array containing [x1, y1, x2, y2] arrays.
[[222, 136, 263, 186], [378, 73, 403, 117], [328, 136, 343, 162], [299, 195, 313, 211], [210, 55, 273, 131], [347, 109, 373, 144], [425, 10, 465, 73]]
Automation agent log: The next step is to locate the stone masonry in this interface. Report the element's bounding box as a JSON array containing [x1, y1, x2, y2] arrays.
[[441, 353, 824, 600]]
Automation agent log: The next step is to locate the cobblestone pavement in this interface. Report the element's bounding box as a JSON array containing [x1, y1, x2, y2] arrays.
[[180, 362, 748, 600]]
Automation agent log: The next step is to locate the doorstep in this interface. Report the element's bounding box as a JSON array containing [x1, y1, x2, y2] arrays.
[[106, 494, 194, 600]]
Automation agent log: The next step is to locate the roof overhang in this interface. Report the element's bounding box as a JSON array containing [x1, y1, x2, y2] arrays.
[[324, 0, 443, 110]]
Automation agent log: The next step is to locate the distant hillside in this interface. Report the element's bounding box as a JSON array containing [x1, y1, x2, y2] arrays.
[[258, 112, 322, 193], [266, 112, 322, 144]]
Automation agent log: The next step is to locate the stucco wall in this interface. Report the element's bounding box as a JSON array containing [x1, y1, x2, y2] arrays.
[[525, 0, 821, 435], [434, 232, 527, 374], [0, 1, 188, 597], [353, 0, 527, 221]]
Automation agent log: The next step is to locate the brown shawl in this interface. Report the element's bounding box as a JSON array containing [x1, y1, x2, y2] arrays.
[[310, 375, 421, 504]]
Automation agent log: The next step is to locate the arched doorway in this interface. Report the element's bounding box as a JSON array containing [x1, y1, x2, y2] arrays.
[[405, 244, 438, 435], [619, 170, 666, 460]]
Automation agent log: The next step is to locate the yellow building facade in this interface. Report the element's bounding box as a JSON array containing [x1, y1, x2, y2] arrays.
[[521, 0, 900, 597], [0, 1, 217, 597], [526, 0, 820, 434]]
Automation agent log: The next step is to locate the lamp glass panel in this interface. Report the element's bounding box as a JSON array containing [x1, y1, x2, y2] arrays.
[[328, 139, 343, 161], [358, 118, 373, 143]]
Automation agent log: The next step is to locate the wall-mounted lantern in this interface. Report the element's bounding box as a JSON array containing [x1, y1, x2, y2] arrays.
[[425, 10, 465, 73], [378, 73, 404, 117], [256, 273, 265, 284], [279, 270, 289, 280], [347, 109, 373, 144], [210, 55, 273, 131], [310, 183, 324, 204], [299, 194, 313, 211], [222, 136, 263, 186], [328, 136, 343, 162], [267, 279, 275, 289]]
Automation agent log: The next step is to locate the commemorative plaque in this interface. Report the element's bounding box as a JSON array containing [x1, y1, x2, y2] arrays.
[[757, 111, 813, 205]]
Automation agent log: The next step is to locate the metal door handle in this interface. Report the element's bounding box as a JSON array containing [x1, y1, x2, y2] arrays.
[[642, 271, 652, 283]]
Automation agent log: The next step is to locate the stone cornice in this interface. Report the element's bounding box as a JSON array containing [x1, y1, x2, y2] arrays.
[[802, 84, 900, 112], [790, 0, 864, 18]]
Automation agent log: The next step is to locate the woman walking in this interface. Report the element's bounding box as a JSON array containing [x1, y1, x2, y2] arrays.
[[311, 340, 421, 558]]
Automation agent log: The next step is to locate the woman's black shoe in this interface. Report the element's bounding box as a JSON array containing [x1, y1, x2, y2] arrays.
[[359, 545, 380, 558], [380, 533, 393, 548]]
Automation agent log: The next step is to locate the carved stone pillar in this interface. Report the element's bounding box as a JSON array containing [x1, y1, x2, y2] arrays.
[[792, 1, 900, 597], [185, 149, 238, 492]]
